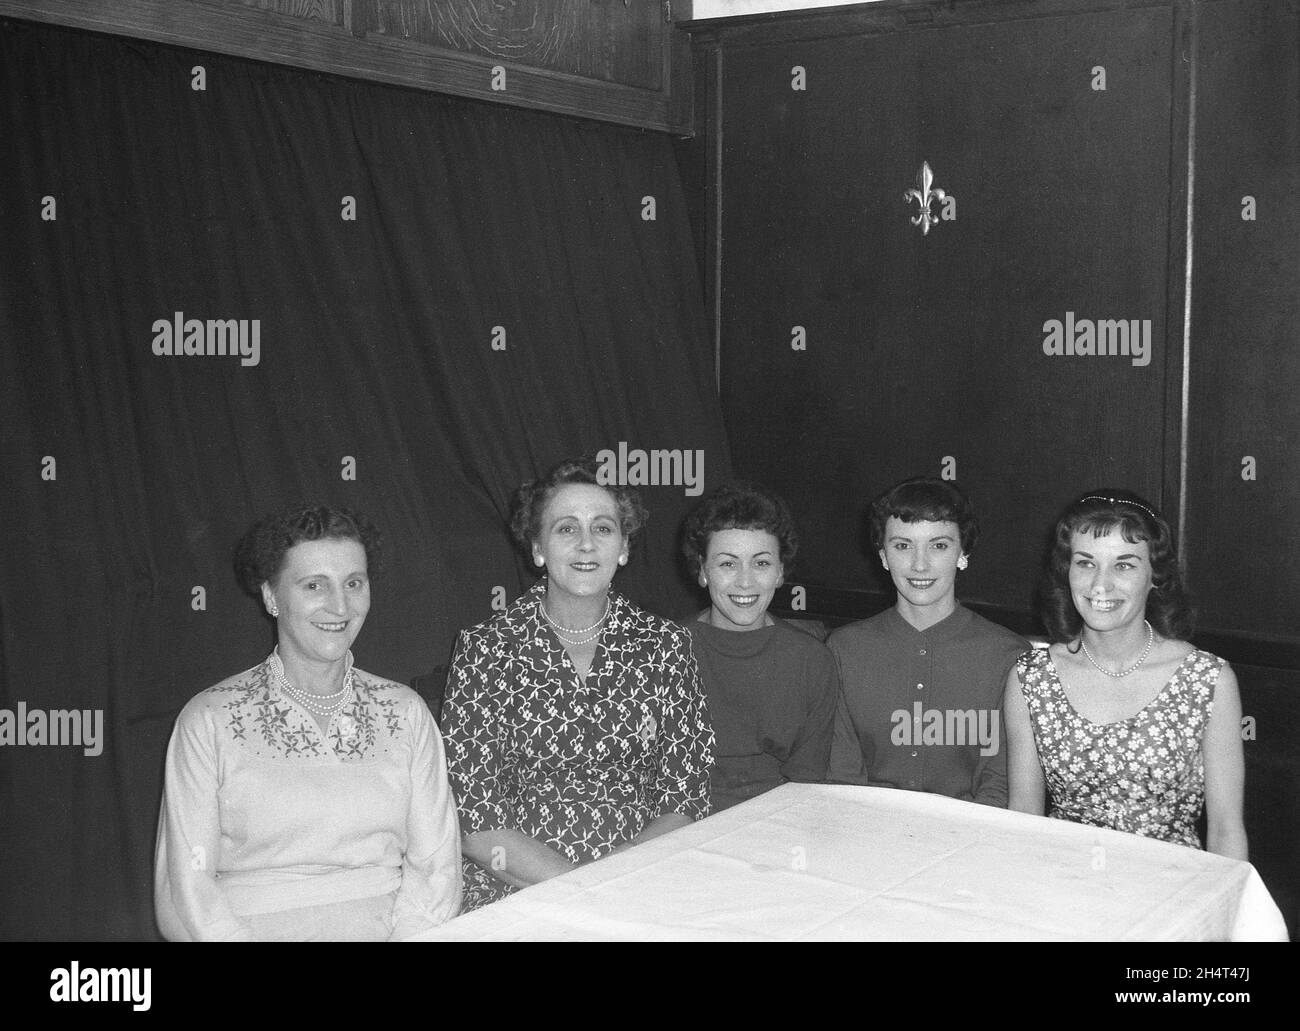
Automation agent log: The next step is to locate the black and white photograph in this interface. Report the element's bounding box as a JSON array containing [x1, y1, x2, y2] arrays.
[[0, 0, 1293, 1001]]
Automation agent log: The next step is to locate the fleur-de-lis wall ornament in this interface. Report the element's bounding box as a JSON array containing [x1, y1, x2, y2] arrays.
[[904, 161, 947, 235]]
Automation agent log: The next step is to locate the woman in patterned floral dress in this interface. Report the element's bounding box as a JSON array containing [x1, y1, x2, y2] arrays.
[[155, 505, 462, 940], [1004, 490, 1247, 859], [441, 457, 715, 910]]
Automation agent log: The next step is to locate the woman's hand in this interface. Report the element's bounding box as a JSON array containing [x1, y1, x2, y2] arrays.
[[463, 829, 575, 889], [606, 812, 692, 857]]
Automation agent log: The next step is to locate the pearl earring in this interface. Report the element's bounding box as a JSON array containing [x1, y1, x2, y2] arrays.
[[535, 554, 545, 567]]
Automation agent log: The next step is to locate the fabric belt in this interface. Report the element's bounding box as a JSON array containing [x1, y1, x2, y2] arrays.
[[222, 865, 401, 916]]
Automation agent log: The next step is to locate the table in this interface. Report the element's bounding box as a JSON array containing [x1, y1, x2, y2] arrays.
[[411, 784, 1289, 941]]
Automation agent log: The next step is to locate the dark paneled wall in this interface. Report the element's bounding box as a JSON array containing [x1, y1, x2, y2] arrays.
[[1186, 0, 1300, 643], [682, 0, 1299, 938], [699, 1, 1185, 613], [1184, 6, 1300, 937], [1235, 665, 1300, 935]]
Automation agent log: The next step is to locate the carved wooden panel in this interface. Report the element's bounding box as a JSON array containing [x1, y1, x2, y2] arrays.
[[370, 0, 664, 89], [232, 0, 341, 22], [0, 0, 688, 132]]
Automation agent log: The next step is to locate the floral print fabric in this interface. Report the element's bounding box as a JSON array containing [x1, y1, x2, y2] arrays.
[[1016, 647, 1221, 848], [442, 581, 715, 909]]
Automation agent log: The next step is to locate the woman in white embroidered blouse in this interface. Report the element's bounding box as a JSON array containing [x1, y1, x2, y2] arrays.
[[154, 505, 461, 940]]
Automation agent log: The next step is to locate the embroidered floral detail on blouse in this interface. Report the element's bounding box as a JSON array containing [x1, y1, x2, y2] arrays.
[[208, 658, 409, 761], [1016, 647, 1220, 849]]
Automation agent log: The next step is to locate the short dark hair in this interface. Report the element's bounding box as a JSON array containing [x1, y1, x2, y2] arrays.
[[869, 477, 979, 556], [1039, 489, 1193, 643], [682, 482, 797, 578], [509, 455, 648, 555], [233, 504, 382, 595]]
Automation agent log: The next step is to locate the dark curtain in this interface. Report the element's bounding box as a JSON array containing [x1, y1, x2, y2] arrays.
[[0, 19, 730, 940]]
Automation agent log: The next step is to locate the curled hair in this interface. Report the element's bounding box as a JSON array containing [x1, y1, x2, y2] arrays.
[[681, 482, 797, 578], [233, 504, 382, 595], [869, 477, 979, 556], [1039, 489, 1193, 643], [509, 455, 648, 558]]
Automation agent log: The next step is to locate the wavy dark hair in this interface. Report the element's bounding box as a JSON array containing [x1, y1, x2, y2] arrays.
[[869, 477, 980, 556], [510, 455, 648, 560], [681, 482, 797, 578], [233, 504, 382, 595], [1039, 489, 1193, 643]]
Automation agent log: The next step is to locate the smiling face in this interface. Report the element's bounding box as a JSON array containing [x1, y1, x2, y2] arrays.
[[262, 537, 370, 668], [701, 527, 783, 632], [533, 483, 628, 603], [879, 517, 963, 629], [1068, 528, 1153, 633]]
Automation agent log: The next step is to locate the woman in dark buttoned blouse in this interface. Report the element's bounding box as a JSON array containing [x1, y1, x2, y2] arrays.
[[441, 456, 715, 910]]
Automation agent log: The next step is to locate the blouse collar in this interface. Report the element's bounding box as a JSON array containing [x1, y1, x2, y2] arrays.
[[882, 603, 972, 644]]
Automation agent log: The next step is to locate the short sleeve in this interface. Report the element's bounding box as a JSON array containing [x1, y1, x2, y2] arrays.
[[440, 629, 513, 835], [647, 628, 715, 821]]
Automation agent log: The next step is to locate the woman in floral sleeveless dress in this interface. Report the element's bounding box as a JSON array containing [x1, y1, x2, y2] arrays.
[[1004, 491, 1247, 858]]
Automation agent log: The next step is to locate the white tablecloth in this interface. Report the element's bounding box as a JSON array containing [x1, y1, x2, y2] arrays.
[[412, 783, 1288, 941]]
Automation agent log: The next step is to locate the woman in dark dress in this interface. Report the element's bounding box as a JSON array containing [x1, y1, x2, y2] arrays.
[[682, 483, 839, 811]]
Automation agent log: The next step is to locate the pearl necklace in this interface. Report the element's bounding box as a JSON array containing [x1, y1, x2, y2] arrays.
[[541, 598, 610, 646], [1080, 620, 1155, 679], [272, 658, 355, 716], [551, 626, 603, 646]]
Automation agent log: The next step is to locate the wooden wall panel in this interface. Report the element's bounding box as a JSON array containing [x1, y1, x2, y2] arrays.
[[369, 0, 664, 89], [1235, 663, 1300, 938], [233, 0, 341, 25], [709, 3, 1177, 616], [0, 0, 691, 132], [1185, 0, 1300, 645]]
